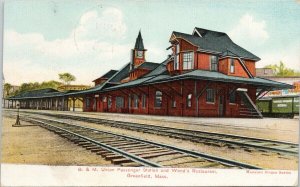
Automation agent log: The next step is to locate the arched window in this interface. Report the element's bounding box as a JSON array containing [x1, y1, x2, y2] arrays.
[[187, 94, 192, 107], [155, 91, 162, 108]]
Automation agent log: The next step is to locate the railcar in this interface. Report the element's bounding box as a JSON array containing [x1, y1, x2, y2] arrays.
[[256, 95, 299, 118]]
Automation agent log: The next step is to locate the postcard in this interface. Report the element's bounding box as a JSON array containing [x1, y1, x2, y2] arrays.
[[1, 0, 299, 186]]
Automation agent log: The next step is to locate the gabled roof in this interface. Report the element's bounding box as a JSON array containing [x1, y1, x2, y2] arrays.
[[142, 58, 170, 77], [172, 27, 260, 61], [108, 63, 131, 83], [92, 70, 118, 82], [134, 31, 145, 51], [65, 63, 132, 96]]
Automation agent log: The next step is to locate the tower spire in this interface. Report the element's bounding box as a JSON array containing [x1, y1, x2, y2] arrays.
[[134, 30, 145, 50]]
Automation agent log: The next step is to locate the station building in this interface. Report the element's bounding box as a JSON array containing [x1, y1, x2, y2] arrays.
[[7, 27, 293, 118]]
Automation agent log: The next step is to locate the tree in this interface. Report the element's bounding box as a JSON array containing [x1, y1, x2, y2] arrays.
[[12, 80, 63, 96], [264, 61, 300, 77], [40, 80, 62, 89], [4, 83, 12, 97], [58, 73, 76, 85]]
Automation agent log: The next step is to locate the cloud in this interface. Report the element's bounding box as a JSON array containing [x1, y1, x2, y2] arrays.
[[4, 7, 167, 86], [73, 8, 127, 41], [257, 43, 300, 71], [228, 14, 269, 46], [3, 8, 131, 85]]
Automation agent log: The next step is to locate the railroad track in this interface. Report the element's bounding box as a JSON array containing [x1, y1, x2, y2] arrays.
[[10, 110, 298, 156], [17, 115, 261, 169]]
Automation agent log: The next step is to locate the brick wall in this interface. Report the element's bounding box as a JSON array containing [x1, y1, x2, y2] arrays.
[[84, 80, 257, 118]]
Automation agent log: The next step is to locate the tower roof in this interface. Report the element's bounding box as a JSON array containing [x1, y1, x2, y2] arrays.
[[134, 31, 145, 50]]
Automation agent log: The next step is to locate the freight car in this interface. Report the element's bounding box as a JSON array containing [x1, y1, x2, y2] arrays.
[[256, 95, 299, 118]]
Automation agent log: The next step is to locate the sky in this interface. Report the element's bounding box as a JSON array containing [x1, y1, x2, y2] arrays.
[[3, 0, 300, 86]]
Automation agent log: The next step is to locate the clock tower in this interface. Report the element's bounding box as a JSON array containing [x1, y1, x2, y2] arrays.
[[131, 31, 147, 70]]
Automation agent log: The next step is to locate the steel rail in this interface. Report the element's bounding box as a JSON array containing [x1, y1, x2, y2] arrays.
[[24, 115, 262, 169], [14, 110, 298, 155], [26, 118, 162, 167], [17, 110, 298, 146]]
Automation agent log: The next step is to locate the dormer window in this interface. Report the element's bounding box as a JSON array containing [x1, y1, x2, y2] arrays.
[[183, 52, 194, 70], [230, 58, 235, 73], [210, 55, 218, 71]]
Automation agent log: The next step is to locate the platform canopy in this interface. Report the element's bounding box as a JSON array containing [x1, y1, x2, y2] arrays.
[[8, 88, 64, 100], [104, 69, 293, 92]]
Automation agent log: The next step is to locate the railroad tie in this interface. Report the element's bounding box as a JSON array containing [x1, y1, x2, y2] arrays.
[[108, 141, 137, 146], [122, 145, 153, 151], [135, 149, 171, 155], [139, 151, 177, 159], [112, 158, 134, 164], [127, 148, 165, 154], [72, 140, 86, 144], [82, 144, 95, 148], [85, 146, 99, 150], [95, 150, 110, 155], [120, 162, 142, 167], [104, 154, 124, 160], [77, 142, 92, 146], [90, 148, 104, 152], [115, 144, 147, 149]]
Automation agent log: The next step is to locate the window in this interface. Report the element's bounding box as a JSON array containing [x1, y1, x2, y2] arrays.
[[108, 96, 112, 109], [102, 96, 107, 102], [116, 97, 124, 109], [86, 98, 91, 108], [93, 98, 97, 110], [174, 55, 179, 70], [210, 55, 218, 71], [155, 91, 162, 108], [183, 52, 194, 70], [176, 44, 180, 54], [128, 95, 131, 108], [229, 90, 236, 103], [174, 44, 180, 70], [206, 89, 215, 103], [230, 58, 235, 73], [187, 94, 192, 107], [172, 98, 176, 108], [142, 94, 146, 108], [133, 94, 139, 108]]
